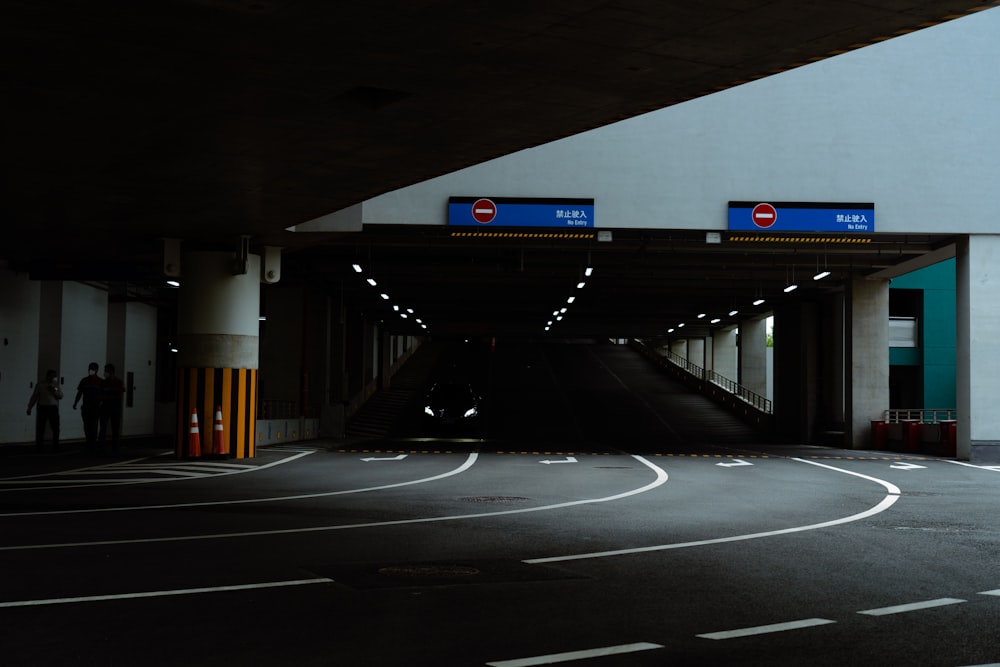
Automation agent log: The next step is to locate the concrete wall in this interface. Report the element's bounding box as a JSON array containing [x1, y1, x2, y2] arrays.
[[340, 8, 1000, 237]]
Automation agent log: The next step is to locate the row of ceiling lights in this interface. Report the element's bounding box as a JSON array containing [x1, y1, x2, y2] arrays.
[[352, 263, 429, 332], [666, 265, 833, 334], [544, 267, 594, 332]]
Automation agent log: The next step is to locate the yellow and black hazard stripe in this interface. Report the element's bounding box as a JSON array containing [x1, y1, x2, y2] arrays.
[[176, 367, 257, 459]]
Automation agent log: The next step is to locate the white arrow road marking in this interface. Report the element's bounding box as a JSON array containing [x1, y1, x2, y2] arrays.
[[361, 454, 408, 462], [540, 457, 577, 465], [889, 461, 927, 470], [716, 459, 753, 468]]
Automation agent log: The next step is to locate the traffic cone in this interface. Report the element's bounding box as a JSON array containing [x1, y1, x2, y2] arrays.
[[187, 408, 201, 458], [213, 406, 227, 456]]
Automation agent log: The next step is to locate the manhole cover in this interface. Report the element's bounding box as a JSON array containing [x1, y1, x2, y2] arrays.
[[378, 565, 480, 578], [459, 496, 529, 503]]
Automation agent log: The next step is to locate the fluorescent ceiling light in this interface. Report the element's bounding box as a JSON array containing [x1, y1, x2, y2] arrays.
[[366, 278, 377, 287], [678, 323, 685, 328], [560, 307, 567, 313], [352, 264, 363, 273], [166, 280, 180, 288], [729, 310, 739, 316], [393, 305, 400, 311], [697, 313, 706, 319], [380, 293, 389, 300], [711, 318, 721, 324], [813, 271, 831, 280], [783, 283, 799, 293], [753, 298, 766, 306], [585, 267, 594, 277], [567, 296, 575, 304], [577, 282, 586, 289]]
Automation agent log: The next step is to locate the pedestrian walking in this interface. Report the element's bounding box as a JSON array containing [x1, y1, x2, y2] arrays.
[[72, 362, 103, 450], [98, 364, 126, 453], [27, 369, 63, 450]]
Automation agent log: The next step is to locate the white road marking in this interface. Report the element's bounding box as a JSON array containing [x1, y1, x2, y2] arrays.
[[361, 454, 408, 462], [889, 461, 927, 470], [716, 459, 752, 467], [0, 455, 667, 551], [979, 590, 1000, 597], [0, 450, 314, 493], [697, 618, 835, 640], [0, 578, 333, 608], [858, 598, 966, 616], [486, 642, 663, 666], [947, 460, 1000, 473], [540, 457, 577, 465], [0, 452, 478, 518], [525, 457, 899, 564]]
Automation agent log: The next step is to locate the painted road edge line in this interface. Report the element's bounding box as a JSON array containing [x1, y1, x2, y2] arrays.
[[524, 457, 898, 564], [697, 618, 836, 640], [486, 642, 664, 667], [858, 598, 966, 616], [0, 578, 333, 608], [0, 452, 479, 518]]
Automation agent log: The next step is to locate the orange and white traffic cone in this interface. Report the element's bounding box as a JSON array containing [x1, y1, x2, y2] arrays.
[[213, 406, 227, 456], [187, 408, 201, 458]]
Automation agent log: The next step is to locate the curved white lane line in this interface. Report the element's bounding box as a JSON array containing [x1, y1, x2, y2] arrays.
[[0, 452, 479, 518], [524, 456, 901, 564], [0, 455, 668, 552]]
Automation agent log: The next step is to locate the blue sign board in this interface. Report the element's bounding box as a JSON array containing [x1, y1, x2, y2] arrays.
[[728, 201, 875, 233], [448, 197, 595, 228]]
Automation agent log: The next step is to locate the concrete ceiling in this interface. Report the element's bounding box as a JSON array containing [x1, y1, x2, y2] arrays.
[[3, 1, 984, 337]]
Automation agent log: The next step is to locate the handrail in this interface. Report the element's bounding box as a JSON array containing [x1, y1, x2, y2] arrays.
[[882, 408, 956, 424], [633, 340, 773, 414]]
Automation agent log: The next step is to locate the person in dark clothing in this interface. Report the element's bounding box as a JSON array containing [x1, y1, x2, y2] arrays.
[[27, 369, 63, 449], [98, 363, 126, 453], [73, 362, 103, 450]]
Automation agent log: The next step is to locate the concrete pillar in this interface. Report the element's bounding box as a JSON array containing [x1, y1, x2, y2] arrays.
[[670, 339, 687, 360], [688, 338, 706, 369], [773, 301, 820, 443], [713, 327, 738, 381], [846, 276, 890, 449], [175, 251, 261, 459], [740, 316, 768, 397], [957, 235, 1000, 462]]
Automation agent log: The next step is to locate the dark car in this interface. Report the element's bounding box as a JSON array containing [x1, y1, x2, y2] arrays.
[[422, 382, 481, 430]]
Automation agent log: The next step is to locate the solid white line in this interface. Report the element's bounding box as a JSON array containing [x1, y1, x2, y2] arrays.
[[0, 450, 314, 493], [0, 452, 479, 518], [697, 618, 835, 640], [524, 458, 899, 564], [486, 642, 663, 666], [979, 590, 1000, 597], [858, 598, 966, 616], [0, 578, 333, 608], [0, 455, 667, 551], [947, 460, 1000, 473]]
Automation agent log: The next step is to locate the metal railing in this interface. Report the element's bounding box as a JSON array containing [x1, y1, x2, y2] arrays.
[[882, 409, 956, 424], [636, 341, 772, 414]]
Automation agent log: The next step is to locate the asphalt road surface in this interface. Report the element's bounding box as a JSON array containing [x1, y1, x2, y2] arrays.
[[2, 341, 999, 666]]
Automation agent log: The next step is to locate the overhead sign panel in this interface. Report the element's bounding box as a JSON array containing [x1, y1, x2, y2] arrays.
[[449, 197, 594, 228], [728, 201, 875, 233]]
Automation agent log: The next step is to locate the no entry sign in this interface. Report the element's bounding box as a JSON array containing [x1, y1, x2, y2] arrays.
[[471, 198, 497, 224], [751, 203, 777, 229]]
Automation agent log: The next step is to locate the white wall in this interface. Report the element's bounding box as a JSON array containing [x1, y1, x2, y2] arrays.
[[0, 268, 41, 443], [0, 265, 160, 445], [345, 8, 1000, 236]]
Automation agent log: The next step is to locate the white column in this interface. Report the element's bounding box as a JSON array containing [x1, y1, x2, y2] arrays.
[[740, 316, 768, 397], [713, 327, 738, 381], [957, 235, 1000, 462], [846, 276, 890, 448]]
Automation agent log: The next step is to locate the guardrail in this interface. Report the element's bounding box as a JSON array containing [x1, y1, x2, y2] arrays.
[[656, 348, 773, 415], [881, 408, 956, 424]]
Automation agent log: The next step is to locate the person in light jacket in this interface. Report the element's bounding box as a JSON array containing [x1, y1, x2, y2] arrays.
[[27, 369, 63, 449]]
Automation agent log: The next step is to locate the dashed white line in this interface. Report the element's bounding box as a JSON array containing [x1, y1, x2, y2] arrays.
[[858, 598, 966, 616], [486, 642, 663, 666], [697, 618, 836, 640]]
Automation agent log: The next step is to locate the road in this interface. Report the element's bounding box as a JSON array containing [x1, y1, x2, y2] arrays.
[[2, 342, 999, 666]]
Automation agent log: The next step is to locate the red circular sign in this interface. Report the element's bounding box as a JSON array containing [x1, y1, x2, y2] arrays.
[[751, 203, 777, 229], [471, 198, 497, 224]]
